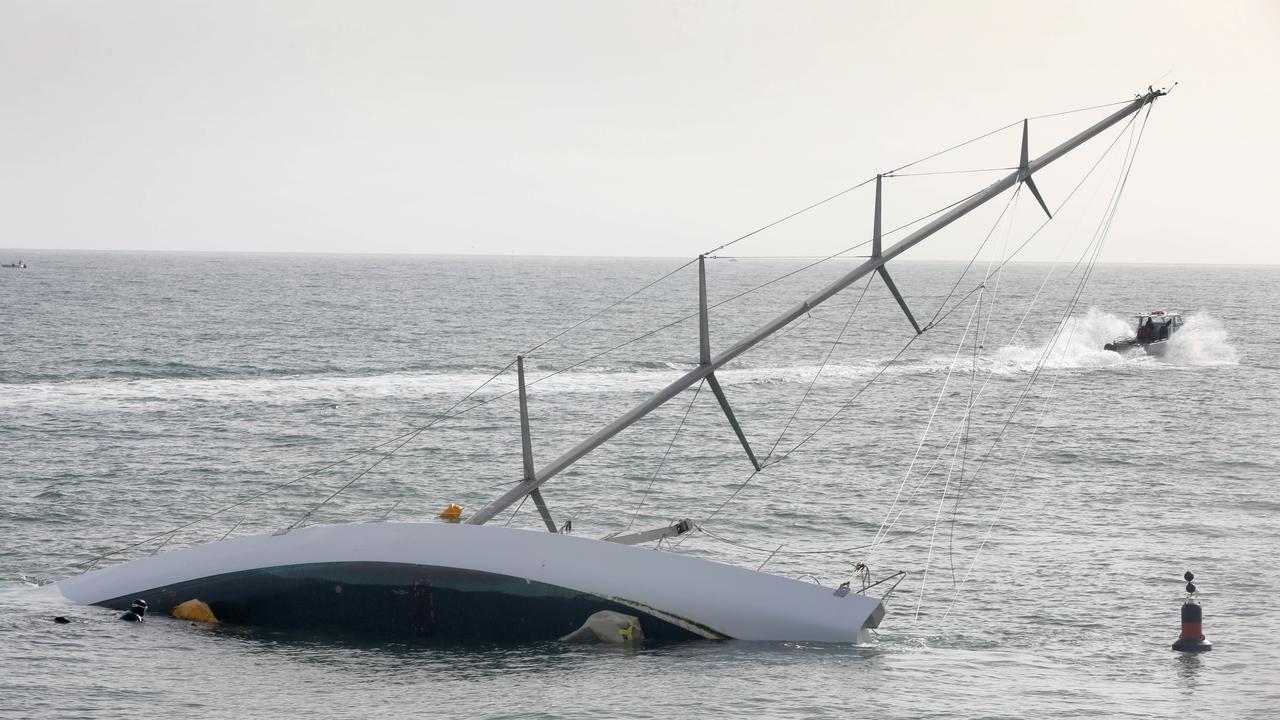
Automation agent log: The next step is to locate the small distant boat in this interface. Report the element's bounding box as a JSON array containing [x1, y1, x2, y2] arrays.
[[1103, 310, 1183, 355], [1, 260, 26, 269]]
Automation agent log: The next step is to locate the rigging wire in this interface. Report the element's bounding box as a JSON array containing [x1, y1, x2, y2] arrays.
[[890, 186, 1022, 591], [701, 178, 877, 257], [863, 305, 975, 567], [274, 172, 895, 522], [696, 518, 949, 558], [626, 379, 706, 530], [288, 428, 426, 530], [691, 177, 998, 328], [768, 335, 920, 464], [1026, 98, 1137, 121], [75, 427, 428, 567], [885, 166, 1017, 178], [880, 179, 1107, 572], [670, 330, 925, 552], [233, 231, 880, 531], [284, 172, 987, 528], [938, 163, 1146, 624], [513, 232, 882, 386], [924, 185, 1023, 328], [913, 300, 982, 622], [308, 103, 1134, 509], [522, 170, 879, 361], [947, 183, 1021, 585], [762, 272, 876, 464], [503, 493, 530, 527], [857, 109, 1143, 577], [677, 99, 1154, 579], [917, 191, 1017, 594], [523, 259, 697, 358], [949, 320, 981, 591], [878, 96, 1131, 177], [935, 104, 1155, 625], [886, 120, 1022, 175], [858, 188, 1021, 565], [521, 171, 886, 364], [81, 97, 1156, 568], [499, 238, 889, 397], [285, 357, 525, 528], [78, 356, 519, 563], [923, 111, 1141, 330]]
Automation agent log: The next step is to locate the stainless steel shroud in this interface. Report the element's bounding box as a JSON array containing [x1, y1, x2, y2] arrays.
[[468, 89, 1164, 526]]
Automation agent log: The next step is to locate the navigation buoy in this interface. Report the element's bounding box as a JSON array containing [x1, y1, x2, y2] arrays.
[[1172, 571, 1212, 653], [438, 503, 463, 522]]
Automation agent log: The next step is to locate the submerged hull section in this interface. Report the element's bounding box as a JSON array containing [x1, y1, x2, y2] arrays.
[[56, 523, 883, 643]]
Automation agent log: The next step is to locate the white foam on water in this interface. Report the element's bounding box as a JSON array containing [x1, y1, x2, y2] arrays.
[[982, 307, 1132, 373], [0, 372, 515, 410], [1163, 313, 1239, 366], [0, 363, 878, 410], [1, 367, 700, 409], [3, 312, 1238, 411]]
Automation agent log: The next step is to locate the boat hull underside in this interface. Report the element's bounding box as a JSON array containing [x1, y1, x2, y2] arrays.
[[96, 560, 704, 642]]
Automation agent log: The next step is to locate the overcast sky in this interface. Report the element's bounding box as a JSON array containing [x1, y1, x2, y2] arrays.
[[2, 1, 1276, 263]]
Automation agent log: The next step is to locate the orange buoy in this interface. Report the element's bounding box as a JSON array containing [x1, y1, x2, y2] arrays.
[[439, 503, 464, 522]]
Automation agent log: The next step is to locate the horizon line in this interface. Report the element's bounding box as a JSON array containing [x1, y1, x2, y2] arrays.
[[0, 247, 1273, 267]]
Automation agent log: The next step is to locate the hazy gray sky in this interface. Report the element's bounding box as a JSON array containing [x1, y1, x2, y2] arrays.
[[2, 1, 1277, 263]]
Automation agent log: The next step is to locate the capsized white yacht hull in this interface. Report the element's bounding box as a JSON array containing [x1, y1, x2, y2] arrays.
[[56, 522, 884, 643]]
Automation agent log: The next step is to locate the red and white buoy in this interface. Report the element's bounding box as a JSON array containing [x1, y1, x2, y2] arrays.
[[1172, 571, 1212, 653]]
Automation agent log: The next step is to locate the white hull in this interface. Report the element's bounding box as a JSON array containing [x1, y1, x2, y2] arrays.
[[57, 522, 883, 643]]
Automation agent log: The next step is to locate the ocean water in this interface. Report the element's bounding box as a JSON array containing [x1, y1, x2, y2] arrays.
[[1, 252, 1276, 718]]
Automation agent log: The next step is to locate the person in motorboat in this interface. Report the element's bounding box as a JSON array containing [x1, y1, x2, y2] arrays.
[[1136, 318, 1154, 343]]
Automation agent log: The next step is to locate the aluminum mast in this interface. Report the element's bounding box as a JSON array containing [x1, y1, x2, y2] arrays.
[[468, 89, 1164, 526]]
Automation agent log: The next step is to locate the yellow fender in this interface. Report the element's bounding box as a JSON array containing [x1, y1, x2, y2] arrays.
[[171, 599, 219, 624]]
